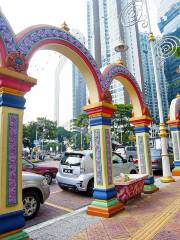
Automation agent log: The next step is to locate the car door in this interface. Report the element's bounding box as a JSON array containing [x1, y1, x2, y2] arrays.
[[112, 153, 127, 177]]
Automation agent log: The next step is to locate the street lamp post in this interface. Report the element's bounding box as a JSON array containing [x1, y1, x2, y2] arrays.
[[143, 0, 174, 182], [114, 41, 129, 65]]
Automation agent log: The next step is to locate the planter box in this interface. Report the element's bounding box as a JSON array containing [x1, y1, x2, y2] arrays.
[[114, 174, 148, 203]]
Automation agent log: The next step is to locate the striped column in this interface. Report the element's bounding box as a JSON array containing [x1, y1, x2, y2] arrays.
[[84, 102, 124, 218], [130, 116, 159, 194], [168, 123, 180, 176], [0, 68, 36, 239], [167, 95, 180, 177]]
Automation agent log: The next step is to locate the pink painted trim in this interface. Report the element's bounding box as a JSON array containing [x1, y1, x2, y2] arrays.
[[24, 38, 103, 97], [113, 73, 144, 110], [0, 74, 33, 92], [16, 24, 53, 42]]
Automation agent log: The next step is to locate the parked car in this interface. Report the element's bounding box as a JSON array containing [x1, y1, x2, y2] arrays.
[[22, 171, 50, 220], [132, 148, 174, 171], [116, 146, 137, 161], [22, 159, 58, 184], [150, 148, 174, 171], [53, 153, 64, 161], [56, 151, 138, 196]]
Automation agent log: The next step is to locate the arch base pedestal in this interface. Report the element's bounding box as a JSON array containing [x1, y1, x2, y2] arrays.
[[87, 201, 124, 218], [143, 176, 159, 194], [0, 229, 30, 240]]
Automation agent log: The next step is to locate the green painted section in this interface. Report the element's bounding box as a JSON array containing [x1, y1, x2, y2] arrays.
[[91, 198, 119, 207], [144, 184, 157, 190], [0, 231, 29, 240]]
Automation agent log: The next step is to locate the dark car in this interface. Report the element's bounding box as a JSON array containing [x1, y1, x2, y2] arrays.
[[22, 159, 58, 184]]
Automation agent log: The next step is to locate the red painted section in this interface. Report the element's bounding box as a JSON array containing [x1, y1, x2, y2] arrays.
[[84, 106, 115, 116], [110, 73, 144, 113], [20, 38, 103, 98], [0, 74, 34, 92]]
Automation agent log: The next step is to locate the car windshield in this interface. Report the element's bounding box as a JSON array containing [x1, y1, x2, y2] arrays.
[[61, 153, 83, 166], [151, 149, 161, 157]]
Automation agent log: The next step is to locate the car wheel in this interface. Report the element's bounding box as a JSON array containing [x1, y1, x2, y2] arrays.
[[87, 179, 94, 196], [130, 170, 137, 174], [60, 186, 68, 191], [44, 173, 52, 185], [23, 191, 40, 220]]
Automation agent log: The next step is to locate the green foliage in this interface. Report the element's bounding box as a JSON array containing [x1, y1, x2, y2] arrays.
[[112, 104, 134, 145], [23, 118, 57, 147], [75, 113, 88, 127]]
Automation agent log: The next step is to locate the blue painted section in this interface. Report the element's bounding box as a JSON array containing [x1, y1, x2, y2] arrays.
[[0, 210, 25, 234], [144, 176, 154, 185], [0, 93, 26, 109], [170, 127, 180, 131], [134, 126, 149, 133], [174, 161, 180, 166], [90, 116, 111, 126], [93, 187, 117, 200]]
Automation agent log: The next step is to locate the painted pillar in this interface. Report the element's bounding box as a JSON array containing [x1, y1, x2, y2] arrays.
[[167, 94, 180, 176], [130, 116, 159, 193], [84, 102, 124, 218], [0, 67, 36, 239]]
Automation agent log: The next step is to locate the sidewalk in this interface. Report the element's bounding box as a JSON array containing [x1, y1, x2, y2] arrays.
[[27, 177, 180, 240]]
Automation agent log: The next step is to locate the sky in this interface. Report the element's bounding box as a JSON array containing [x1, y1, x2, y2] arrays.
[[0, 0, 160, 125]]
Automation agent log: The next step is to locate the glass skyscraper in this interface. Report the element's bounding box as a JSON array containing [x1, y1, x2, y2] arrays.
[[72, 30, 87, 119], [86, 0, 145, 104], [158, 0, 180, 103], [139, 32, 169, 121]]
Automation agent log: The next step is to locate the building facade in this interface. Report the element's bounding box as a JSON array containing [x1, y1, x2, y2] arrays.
[[86, 0, 145, 104], [72, 30, 87, 119], [157, 0, 180, 103], [139, 32, 169, 121]]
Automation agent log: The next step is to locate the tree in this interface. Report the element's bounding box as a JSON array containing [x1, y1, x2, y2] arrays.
[[75, 113, 89, 127], [23, 118, 57, 148], [112, 104, 134, 145]]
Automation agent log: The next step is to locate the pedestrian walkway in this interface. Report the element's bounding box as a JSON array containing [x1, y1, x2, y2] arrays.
[[27, 177, 180, 240]]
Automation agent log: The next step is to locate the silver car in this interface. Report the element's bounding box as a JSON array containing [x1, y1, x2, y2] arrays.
[[22, 171, 50, 220], [56, 151, 138, 196]]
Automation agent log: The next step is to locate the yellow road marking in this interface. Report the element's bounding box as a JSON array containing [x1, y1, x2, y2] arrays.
[[129, 199, 180, 240], [45, 202, 73, 213], [50, 190, 63, 194]]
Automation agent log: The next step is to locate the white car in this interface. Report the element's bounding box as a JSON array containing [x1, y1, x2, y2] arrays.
[[56, 151, 138, 196]]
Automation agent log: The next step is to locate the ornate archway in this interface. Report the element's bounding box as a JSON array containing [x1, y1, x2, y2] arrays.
[[167, 94, 180, 176], [102, 64, 153, 175], [0, 11, 124, 239]]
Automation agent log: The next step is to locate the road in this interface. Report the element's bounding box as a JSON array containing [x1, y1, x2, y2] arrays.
[[25, 158, 162, 228], [25, 159, 92, 228]]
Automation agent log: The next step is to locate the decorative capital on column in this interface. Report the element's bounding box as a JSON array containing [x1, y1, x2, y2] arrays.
[[83, 101, 116, 118], [130, 115, 152, 127], [0, 67, 37, 93]]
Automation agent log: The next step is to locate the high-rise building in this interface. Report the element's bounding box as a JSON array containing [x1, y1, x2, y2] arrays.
[[72, 30, 87, 119], [86, 0, 145, 104], [157, 0, 180, 103], [139, 32, 169, 121]]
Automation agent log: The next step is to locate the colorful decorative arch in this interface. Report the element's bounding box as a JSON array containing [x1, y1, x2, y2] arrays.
[[0, 11, 108, 102], [103, 64, 148, 118]]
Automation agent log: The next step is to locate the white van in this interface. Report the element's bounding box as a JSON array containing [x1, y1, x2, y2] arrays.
[[56, 150, 138, 196]]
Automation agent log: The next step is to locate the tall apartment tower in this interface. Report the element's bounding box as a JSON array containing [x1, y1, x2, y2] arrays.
[[139, 32, 169, 121], [86, 0, 145, 104], [157, 0, 180, 102], [72, 30, 87, 119]]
